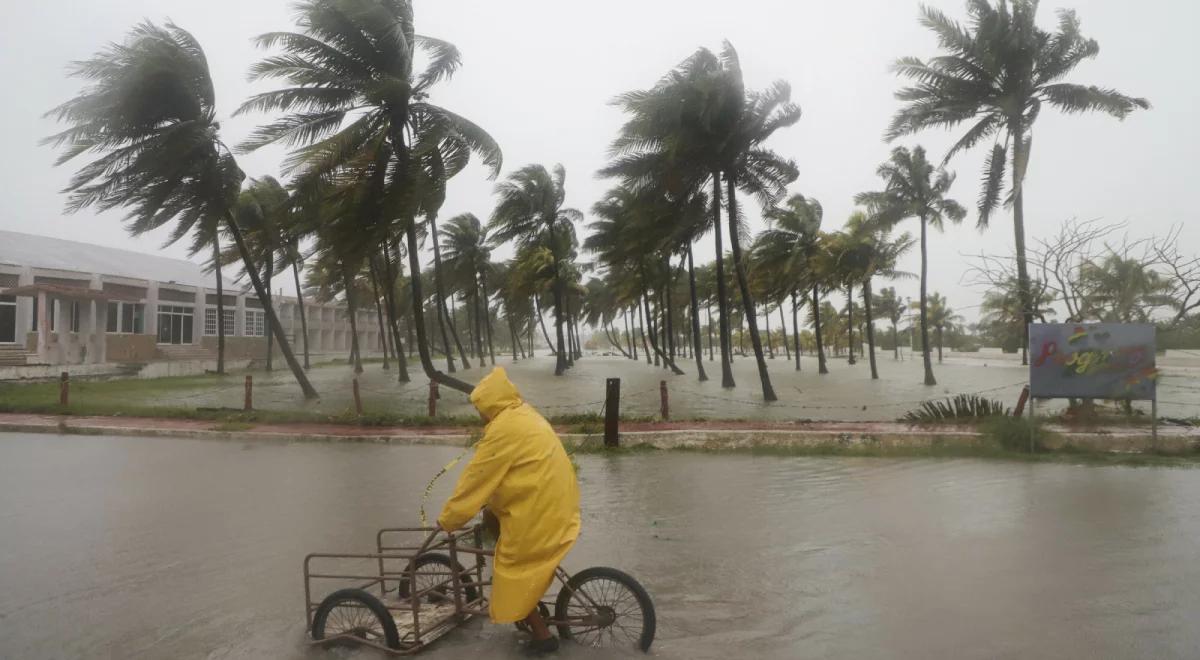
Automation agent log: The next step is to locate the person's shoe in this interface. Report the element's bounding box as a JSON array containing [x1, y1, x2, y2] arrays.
[[525, 636, 560, 655]]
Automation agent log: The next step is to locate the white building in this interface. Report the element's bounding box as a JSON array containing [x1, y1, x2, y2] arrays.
[[0, 230, 381, 369]]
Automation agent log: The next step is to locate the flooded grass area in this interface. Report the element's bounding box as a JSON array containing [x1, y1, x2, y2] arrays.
[[2, 433, 1200, 659], [2, 352, 1198, 423]]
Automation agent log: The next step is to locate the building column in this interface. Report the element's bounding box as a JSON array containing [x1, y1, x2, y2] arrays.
[[36, 291, 49, 363], [235, 294, 246, 338], [192, 286, 205, 346], [15, 267, 33, 347], [89, 299, 106, 364], [145, 282, 160, 339]]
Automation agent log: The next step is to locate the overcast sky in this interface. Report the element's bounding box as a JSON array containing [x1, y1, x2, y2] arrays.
[[2, 0, 1195, 323]]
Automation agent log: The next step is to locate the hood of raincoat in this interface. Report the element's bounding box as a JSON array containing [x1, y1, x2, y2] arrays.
[[469, 367, 524, 421]]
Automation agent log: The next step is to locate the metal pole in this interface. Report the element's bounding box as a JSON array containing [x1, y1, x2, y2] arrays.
[[604, 378, 620, 448], [1152, 396, 1158, 451], [1028, 397, 1036, 453]]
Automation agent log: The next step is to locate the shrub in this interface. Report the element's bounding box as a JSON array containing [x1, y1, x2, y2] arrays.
[[981, 415, 1050, 453], [902, 394, 1012, 422]]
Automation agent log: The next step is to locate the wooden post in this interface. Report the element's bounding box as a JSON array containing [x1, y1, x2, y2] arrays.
[[428, 381, 438, 418], [244, 375, 253, 411], [604, 378, 620, 448], [59, 371, 69, 406], [1013, 384, 1030, 417], [353, 378, 363, 416], [660, 380, 669, 421]]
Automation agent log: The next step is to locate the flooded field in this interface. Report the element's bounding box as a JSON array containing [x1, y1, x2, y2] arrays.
[[2, 433, 1200, 659], [70, 350, 1200, 421]]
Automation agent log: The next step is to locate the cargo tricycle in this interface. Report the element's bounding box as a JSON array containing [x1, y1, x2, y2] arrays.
[[303, 524, 656, 655]]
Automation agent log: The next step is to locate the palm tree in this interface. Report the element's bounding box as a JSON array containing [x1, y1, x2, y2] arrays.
[[836, 211, 916, 379], [491, 164, 580, 376], [925, 293, 963, 364], [875, 286, 905, 360], [980, 278, 1056, 354], [44, 22, 317, 397], [441, 213, 495, 367], [1080, 254, 1172, 322], [856, 146, 966, 386], [239, 0, 501, 395], [888, 0, 1149, 361], [757, 193, 826, 373]]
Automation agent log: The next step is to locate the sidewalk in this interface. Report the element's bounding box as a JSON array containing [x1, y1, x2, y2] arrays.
[[1, 413, 1195, 453]]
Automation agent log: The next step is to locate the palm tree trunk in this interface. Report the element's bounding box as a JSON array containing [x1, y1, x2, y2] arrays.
[[813, 285, 828, 375], [425, 212, 464, 373], [480, 274, 496, 366], [711, 174, 736, 388], [471, 275, 486, 367], [223, 213, 316, 398], [864, 279, 879, 380], [544, 220, 569, 376], [625, 308, 636, 359], [892, 320, 899, 360], [377, 246, 410, 382], [340, 264, 363, 374], [1011, 118, 1033, 367], [637, 297, 652, 364], [791, 292, 801, 371], [447, 293, 473, 369], [213, 236, 225, 376], [725, 173, 776, 400], [290, 249, 310, 370], [779, 303, 790, 361], [937, 325, 944, 364], [506, 309, 520, 361], [846, 284, 856, 366], [685, 245, 709, 381], [919, 214, 937, 386], [264, 259, 274, 371], [402, 220, 473, 394], [664, 261, 677, 361], [764, 303, 774, 359], [534, 296, 555, 355], [642, 289, 684, 375], [605, 323, 632, 358], [706, 302, 714, 361], [369, 269, 390, 371]]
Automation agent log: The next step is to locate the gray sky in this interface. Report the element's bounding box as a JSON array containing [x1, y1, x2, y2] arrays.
[[2, 0, 1195, 323]]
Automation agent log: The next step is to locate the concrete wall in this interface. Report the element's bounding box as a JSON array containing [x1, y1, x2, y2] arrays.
[[105, 334, 158, 363]]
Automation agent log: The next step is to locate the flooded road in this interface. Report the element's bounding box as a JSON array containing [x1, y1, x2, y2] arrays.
[[2, 433, 1200, 659]]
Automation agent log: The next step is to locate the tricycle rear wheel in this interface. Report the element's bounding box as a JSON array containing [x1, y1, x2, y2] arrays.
[[311, 588, 400, 650], [554, 567, 656, 652]]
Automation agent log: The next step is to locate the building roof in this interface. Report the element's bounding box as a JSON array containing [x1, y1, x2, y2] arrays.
[[0, 230, 240, 291]]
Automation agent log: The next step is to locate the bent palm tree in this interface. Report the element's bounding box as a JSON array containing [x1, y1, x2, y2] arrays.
[[44, 21, 317, 397], [856, 146, 966, 386], [491, 164, 581, 376], [888, 0, 1149, 361]]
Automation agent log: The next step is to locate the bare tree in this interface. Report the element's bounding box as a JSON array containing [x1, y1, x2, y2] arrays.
[[1151, 225, 1200, 324]]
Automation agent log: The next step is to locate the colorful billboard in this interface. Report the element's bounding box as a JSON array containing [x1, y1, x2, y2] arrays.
[[1028, 323, 1157, 400]]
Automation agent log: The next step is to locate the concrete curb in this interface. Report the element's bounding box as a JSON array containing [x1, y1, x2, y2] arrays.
[[2, 418, 1196, 454]]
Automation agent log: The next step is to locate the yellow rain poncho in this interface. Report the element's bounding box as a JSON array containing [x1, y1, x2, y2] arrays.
[[437, 367, 581, 623]]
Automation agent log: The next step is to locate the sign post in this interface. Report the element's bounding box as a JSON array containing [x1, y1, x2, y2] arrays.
[[1028, 323, 1158, 441]]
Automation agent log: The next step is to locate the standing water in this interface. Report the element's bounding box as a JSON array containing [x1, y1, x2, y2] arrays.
[[1, 433, 1199, 659]]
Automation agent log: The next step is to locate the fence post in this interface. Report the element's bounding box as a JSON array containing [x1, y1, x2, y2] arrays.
[[353, 378, 363, 416], [604, 378, 620, 448], [428, 381, 438, 418], [1013, 384, 1030, 417], [660, 380, 669, 421], [59, 372, 69, 407], [244, 375, 253, 411]]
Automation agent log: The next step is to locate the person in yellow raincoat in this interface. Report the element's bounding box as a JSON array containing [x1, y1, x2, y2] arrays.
[[437, 367, 581, 654]]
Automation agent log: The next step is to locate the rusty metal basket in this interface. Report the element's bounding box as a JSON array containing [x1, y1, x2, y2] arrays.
[[303, 524, 656, 655]]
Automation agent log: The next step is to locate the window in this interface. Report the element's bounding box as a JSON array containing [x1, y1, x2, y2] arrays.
[[244, 309, 266, 337], [0, 295, 15, 343], [106, 302, 144, 334], [204, 308, 235, 336], [48, 300, 57, 332], [69, 301, 81, 333], [156, 305, 194, 345], [31, 297, 37, 331]]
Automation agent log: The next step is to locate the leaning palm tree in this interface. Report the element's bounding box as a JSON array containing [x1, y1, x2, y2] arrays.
[[757, 193, 826, 373], [887, 0, 1149, 359], [874, 286, 905, 361], [490, 164, 581, 376], [856, 146, 966, 386], [43, 21, 317, 397], [239, 0, 501, 395]]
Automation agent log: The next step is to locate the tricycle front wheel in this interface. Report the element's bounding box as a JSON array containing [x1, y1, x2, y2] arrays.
[[554, 566, 656, 652]]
